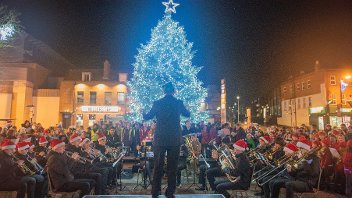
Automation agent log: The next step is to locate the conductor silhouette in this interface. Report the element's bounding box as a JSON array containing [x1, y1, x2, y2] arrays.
[[143, 82, 190, 198]]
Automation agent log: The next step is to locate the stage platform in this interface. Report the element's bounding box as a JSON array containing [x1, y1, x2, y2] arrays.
[[84, 195, 225, 198]]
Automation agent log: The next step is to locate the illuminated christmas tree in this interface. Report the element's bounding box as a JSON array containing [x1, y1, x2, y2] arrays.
[[0, 5, 20, 42], [127, 0, 208, 122]]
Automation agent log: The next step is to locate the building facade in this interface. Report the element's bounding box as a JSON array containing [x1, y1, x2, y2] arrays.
[[277, 61, 352, 129], [59, 61, 128, 128]]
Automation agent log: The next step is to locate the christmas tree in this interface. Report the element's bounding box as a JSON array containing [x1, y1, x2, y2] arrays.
[[127, 0, 208, 122]]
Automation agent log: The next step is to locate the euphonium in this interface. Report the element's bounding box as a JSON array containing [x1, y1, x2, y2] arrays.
[[10, 154, 35, 176], [27, 155, 45, 174]]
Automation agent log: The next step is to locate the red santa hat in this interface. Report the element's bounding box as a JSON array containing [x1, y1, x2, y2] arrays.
[[260, 136, 271, 144], [318, 131, 326, 137], [16, 141, 30, 151], [50, 139, 65, 150], [69, 133, 82, 143], [1, 139, 16, 150], [283, 143, 298, 154], [296, 139, 311, 151], [79, 138, 90, 147], [39, 136, 48, 145], [98, 133, 106, 141], [233, 139, 247, 151], [312, 140, 321, 148]]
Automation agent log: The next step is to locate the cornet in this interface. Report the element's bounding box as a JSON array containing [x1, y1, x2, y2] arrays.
[[65, 151, 93, 164]]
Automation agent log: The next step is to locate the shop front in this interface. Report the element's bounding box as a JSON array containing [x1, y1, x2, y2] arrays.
[[74, 105, 125, 127]]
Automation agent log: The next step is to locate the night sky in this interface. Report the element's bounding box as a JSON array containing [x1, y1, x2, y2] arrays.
[[2, 0, 352, 105]]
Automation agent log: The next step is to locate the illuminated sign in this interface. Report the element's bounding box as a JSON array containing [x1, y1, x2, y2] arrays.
[[81, 106, 120, 113], [309, 106, 324, 114], [341, 108, 352, 113]]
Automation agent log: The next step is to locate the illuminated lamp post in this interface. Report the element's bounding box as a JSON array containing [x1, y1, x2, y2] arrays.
[[236, 96, 240, 123]]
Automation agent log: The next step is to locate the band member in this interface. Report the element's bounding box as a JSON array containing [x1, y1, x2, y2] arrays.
[[47, 139, 95, 197], [0, 139, 36, 198], [176, 143, 189, 187], [262, 143, 298, 198], [143, 82, 190, 198], [33, 136, 49, 167], [269, 139, 320, 198], [15, 142, 45, 198], [67, 133, 108, 195], [214, 139, 252, 198], [343, 139, 352, 198]]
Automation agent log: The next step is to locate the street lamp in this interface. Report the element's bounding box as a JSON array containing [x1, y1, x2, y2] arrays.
[[236, 96, 240, 123]]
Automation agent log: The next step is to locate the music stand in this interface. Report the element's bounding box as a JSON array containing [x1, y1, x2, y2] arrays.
[[113, 151, 127, 193], [186, 155, 201, 190]]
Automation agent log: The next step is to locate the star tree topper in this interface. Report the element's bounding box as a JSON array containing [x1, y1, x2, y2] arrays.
[[162, 0, 180, 14]]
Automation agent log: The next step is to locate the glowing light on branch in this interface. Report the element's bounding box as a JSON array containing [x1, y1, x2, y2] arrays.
[[0, 23, 15, 40]]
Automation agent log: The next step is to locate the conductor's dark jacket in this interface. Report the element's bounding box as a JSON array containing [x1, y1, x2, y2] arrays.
[[143, 95, 190, 146]]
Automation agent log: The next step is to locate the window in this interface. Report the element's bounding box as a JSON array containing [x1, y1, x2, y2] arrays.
[[297, 98, 301, 109], [308, 97, 312, 107], [117, 92, 125, 104], [77, 91, 84, 104], [104, 92, 112, 105], [82, 72, 92, 82], [329, 93, 336, 104], [342, 94, 346, 105], [303, 97, 306, 108], [330, 75, 336, 85], [90, 91, 97, 105], [296, 83, 300, 91], [302, 82, 306, 90], [283, 86, 287, 94], [307, 80, 311, 89]]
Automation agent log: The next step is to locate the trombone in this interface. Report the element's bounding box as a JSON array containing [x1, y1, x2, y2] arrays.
[[27, 155, 45, 174]]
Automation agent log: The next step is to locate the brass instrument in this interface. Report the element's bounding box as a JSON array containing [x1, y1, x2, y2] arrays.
[[10, 153, 35, 176], [257, 146, 321, 186], [184, 136, 198, 161], [65, 151, 93, 164], [212, 141, 239, 183], [27, 155, 45, 174]]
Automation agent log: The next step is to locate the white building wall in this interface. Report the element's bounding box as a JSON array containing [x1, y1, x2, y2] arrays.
[[278, 83, 327, 127]]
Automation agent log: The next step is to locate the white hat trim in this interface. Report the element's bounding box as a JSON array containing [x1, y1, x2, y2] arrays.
[[233, 143, 245, 151], [2, 145, 16, 150], [70, 136, 82, 143], [39, 140, 48, 145], [52, 142, 65, 150], [79, 139, 90, 147], [17, 144, 30, 151], [283, 146, 294, 154], [260, 137, 268, 143], [297, 142, 311, 151]]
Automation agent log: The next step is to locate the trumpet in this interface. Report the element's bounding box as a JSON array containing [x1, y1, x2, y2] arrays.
[[65, 151, 94, 164], [10, 154, 35, 176]]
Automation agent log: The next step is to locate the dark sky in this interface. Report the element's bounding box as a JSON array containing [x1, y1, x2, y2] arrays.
[[2, 0, 352, 105]]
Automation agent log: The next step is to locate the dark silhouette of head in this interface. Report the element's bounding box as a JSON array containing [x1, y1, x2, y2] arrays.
[[163, 82, 175, 95]]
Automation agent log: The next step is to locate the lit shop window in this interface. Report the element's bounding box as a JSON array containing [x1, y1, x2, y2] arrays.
[[76, 114, 83, 126], [89, 114, 96, 127]]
